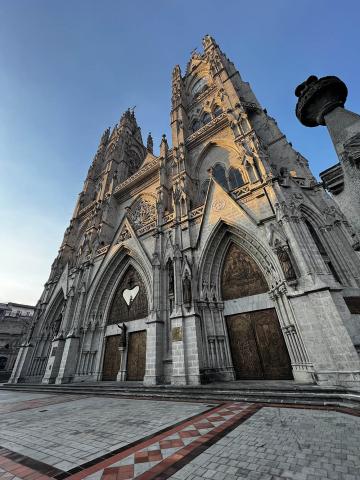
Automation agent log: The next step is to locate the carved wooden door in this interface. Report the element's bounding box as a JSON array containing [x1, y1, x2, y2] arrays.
[[102, 335, 121, 381], [254, 309, 293, 379], [226, 309, 292, 380], [226, 313, 263, 379], [127, 330, 146, 381]]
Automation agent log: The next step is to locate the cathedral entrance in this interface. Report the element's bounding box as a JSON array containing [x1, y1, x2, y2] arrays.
[[226, 309, 292, 379], [102, 335, 121, 381], [127, 330, 146, 381], [103, 264, 149, 382], [221, 242, 293, 380]]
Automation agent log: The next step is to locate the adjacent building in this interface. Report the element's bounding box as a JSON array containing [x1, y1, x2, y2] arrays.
[[10, 36, 360, 388], [0, 303, 34, 381]]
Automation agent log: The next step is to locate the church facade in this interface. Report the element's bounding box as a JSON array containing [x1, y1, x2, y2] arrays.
[[10, 36, 360, 388]]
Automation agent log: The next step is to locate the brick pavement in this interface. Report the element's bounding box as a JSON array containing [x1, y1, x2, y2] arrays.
[[169, 406, 360, 480], [0, 391, 359, 480], [0, 393, 210, 471]]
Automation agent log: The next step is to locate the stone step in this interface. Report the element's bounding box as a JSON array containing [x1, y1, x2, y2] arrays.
[[1, 383, 360, 411]]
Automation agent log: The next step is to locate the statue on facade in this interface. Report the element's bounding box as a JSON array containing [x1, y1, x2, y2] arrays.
[[275, 242, 297, 282], [117, 322, 127, 348], [182, 272, 192, 305]]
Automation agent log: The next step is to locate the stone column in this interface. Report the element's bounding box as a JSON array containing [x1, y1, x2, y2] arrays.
[[144, 247, 164, 385], [270, 286, 314, 384], [116, 346, 127, 381], [8, 343, 34, 384], [295, 75, 360, 236], [42, 336, 66, 384], [55, 332, 80, 384]]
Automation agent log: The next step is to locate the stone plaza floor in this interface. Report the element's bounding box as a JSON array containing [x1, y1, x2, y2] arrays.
[[0, 390, 359, 480]]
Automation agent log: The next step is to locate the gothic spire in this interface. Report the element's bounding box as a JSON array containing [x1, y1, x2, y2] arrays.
[[100, 127, 110, 146], [147, 132, 153, 154]]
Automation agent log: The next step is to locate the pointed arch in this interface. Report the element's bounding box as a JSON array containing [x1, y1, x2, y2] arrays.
[[212, 163, 228, 190], [84, 245, 152, 327], [195, 141, 241, 178], [107, 264, 149, 324], [202, 111, 211, 126], [42, 290, 66, 336], [213, 104, 223, 117], [198, 220, 283, 300], [228, 166, 244, 190], [300, 204, 342, 284], [194, 142, 250, 188]]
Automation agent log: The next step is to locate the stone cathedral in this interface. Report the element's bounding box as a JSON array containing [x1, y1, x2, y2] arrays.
[[11, 36, 360, 388]]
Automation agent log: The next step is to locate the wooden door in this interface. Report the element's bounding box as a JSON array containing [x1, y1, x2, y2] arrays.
[[127, 330, 146, 381], [102, 335, 121, 381], [254, 309, 293, 379], [226, 308, 292, 380], [226, 313, 263, 379]]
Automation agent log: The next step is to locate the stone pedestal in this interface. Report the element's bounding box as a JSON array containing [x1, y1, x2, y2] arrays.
[[42, 337, 65, 384], [295, 75, 360, 236], [8, 343, 33, 384], [55, 334, 80, 384], [116, 346, 127, 381]]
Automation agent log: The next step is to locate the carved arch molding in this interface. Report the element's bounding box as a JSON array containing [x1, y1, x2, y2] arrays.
[[107, 265, 149, 324]]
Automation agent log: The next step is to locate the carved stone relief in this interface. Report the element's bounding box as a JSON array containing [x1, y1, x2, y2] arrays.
[[128, 196, 156, 231], [116, 225, 131, 244], [221, 243, 268, 300]]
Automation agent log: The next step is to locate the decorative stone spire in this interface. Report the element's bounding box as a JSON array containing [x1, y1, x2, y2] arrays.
[[202, 34, 218, 50], [119, 108, 135, 127], [160, 134, 168, 157], [172, 65, 183, 109], [117, 108, 143, 144], [147, 132, 153, 154], [100, 127, 110, 146]]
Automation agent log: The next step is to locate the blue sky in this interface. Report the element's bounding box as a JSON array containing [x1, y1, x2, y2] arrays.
[[0, 0, 359, 305]]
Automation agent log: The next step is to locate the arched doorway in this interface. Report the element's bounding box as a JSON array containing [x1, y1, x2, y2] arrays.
[[28, 293, 65, 380], [222, 243, 292, 380], [102, 265, 148, 381]]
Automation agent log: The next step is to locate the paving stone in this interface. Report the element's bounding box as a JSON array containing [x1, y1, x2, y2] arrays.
[[169, 407, 360, 480], [0, 394, 209, 469]]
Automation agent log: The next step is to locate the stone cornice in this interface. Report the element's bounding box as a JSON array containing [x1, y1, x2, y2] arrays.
[[113, 158, 159, 199], [185, 112, 228, 149], [77, 200, 97, 219]]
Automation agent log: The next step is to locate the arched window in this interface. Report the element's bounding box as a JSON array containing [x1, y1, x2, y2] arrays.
[[213, 105, 223, 117], [202, 112, 211, 125], [212, 164, 228, 190], [228, 167, 244, 190], [305, 219, 341, 283], [191, 119, 200, 133]]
